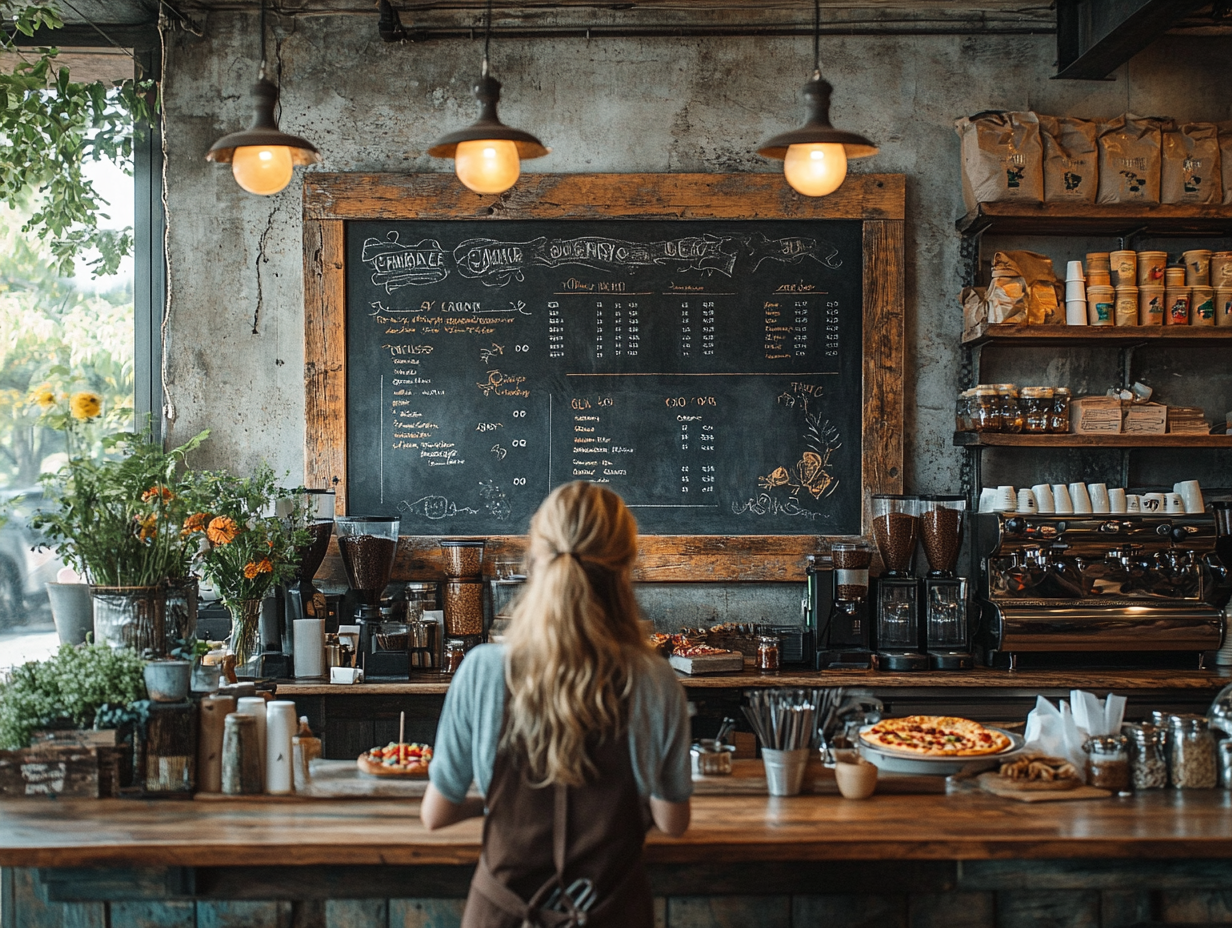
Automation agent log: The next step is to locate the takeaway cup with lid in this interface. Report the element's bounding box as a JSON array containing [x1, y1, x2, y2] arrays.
[[1136, 251, 1167, 286]]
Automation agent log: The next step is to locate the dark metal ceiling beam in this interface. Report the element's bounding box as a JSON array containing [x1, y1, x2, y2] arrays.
[[1055, 0, 1211, 79]]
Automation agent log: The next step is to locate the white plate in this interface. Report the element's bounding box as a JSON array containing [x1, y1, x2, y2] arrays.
[[857, 724, 1024, 776]]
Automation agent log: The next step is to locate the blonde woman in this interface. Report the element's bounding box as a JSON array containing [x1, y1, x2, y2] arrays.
[[422, 481, 692, 927]]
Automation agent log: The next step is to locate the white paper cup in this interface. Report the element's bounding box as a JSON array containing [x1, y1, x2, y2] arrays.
[[1141, 493, 1165, 514], [1052, 484, 1074, 514], [1176, 480, 1205, 514], [994, 486, 1017, 512], [763, 747, 810, 797], [1065, 280, 1087, 301], [1032, 484, 1055, 513], [1017, 489, 1038, 514], [1088, 483, 1110, 513], [1165, 492, 1185, 514], [978, 488, 998, 513], [1108, 488, 1127, 513], [1066, 300, 1089, 326], [1066, 260, 1085, 281], [1069, 482, 1092, 514]]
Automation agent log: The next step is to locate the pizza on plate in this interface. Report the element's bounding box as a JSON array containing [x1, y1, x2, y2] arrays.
[[859, 716, 1013, 757], [357, 742, 433, 777]]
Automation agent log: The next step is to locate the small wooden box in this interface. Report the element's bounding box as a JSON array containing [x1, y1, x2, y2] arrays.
[[0, 745, 101, 798]]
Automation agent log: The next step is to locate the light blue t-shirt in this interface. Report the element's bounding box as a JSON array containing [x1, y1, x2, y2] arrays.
[[429, 643, 694, 806]]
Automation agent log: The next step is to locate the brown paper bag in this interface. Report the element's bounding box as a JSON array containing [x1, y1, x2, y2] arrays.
[[1040, 115, 1098, 204], [961, 286, 988, 341], [1219, 122, 1232, 206], [955, 111, 1044, 211], [1162, 123, 1222, 204], [990, 251, 1062, 325], [1097, 114, 1165, 204]]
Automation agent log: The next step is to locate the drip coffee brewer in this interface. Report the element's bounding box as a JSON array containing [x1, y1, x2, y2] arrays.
[[872, 494, 927, 671], [920, 495, 973, 670], [816, 543, 873, 669], [336, 516, 401, 678]]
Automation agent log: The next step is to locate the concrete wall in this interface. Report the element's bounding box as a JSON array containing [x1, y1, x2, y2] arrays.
[[161, 14, 1232, 493]]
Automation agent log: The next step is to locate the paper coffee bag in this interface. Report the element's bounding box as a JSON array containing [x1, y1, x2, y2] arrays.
[[955, 111, 1044, 211], [1097, 114, 1165, 204], [1219, 122, 1232, 206], [1040, 115, 1098, 203], [1162, 123, 1222, 204]]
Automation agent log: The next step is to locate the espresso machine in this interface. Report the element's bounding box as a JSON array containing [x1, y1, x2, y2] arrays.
[[972, 511, 1229, 669], [335, 516, 403, 679], [872, 494, 928, 670], [813, 544, 874, 669], [920, 495, 974, 670]]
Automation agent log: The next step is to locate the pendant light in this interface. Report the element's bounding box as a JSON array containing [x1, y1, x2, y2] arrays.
[[428, 0, 548, 194], [757, 0, 878, 197], [206, 0, 321, 195]]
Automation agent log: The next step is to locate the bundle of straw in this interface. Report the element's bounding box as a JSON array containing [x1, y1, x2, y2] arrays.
[[742, 688, 845, 751]]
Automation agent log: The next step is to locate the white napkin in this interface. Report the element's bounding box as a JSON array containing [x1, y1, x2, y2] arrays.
[[1069, 690, 1126, 737], [1023, 696, 1087, 779]]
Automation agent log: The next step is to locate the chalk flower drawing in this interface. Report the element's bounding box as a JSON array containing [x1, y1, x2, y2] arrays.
[[736, 387, 841, 519], [478, 481, 511, 522], [398, 496, 479, 521]]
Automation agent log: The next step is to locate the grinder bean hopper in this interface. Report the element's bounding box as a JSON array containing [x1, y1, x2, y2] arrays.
[[872, 494, 927, 671], [919, 495, 973, 670], [336, 516, 401, 678]]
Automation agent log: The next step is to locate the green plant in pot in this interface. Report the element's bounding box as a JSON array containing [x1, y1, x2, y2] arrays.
[[0, 641, 146, 749], [33, 409, 209, 655], [184, 467, 310, 673]]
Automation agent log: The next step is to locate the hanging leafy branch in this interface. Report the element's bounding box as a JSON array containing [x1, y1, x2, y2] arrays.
[[0, 2, 156, 277]]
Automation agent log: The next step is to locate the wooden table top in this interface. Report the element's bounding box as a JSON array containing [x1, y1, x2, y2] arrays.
[[3, 789, 1231, 868], [275, 667, 1232, 696]]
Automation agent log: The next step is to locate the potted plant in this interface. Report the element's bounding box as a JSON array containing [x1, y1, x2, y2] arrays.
[[184, 467, 309, 673], [32, 393, 209, 656], [0, 642, 147, 750]]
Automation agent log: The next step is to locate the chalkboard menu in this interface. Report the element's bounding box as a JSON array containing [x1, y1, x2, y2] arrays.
[[343, 218, 864, 536]]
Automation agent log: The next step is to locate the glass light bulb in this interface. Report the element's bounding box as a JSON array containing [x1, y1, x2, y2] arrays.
[[231, 145, 295, 195], [782, 143, 848, 197], [454, 139, 520, 194]]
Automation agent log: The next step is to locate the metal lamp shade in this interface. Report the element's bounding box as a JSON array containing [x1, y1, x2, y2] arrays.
[[206, 78, 321, 166], [758, 74, 878, 161], [427, 73, 548, 160]]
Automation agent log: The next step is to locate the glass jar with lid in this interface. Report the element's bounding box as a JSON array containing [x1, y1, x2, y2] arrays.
[[1123, 722, 1168, 789], [402, 581, 439, 623], [756, 635, 781, 673], [955, 390, 976, 432], [1049, 387, 1072, 434], [1021, 386, 1055, 434], [1169, 715, 1218, 788], [970, 386, 1002, 432], [996, 384, 1024, 434], [1084, 733, 1131, 792]]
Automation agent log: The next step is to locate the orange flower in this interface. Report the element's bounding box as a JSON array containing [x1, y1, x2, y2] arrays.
[[243, 559, 273, 580], [182, 512, 207, 535], [135, 513, 158, 542], [206, 516, 239, 545], [142, 485, 174, 504]]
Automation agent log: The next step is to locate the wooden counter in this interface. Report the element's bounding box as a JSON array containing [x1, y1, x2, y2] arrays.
[[274, 667, 1231, 696], [3, 790, 1232, 868]]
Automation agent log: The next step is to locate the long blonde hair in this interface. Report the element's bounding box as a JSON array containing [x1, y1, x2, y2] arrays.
[[501, 481, 651, 787]]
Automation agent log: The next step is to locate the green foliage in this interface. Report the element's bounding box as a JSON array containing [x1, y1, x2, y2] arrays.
[[33, 429, 210, 585], [0, 1, 155, 277], [0, 641, 147, 749]]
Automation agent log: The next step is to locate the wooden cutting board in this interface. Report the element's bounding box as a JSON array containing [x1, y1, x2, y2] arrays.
[[669, 651, 744, 674], [977, 772, 1111, 802]]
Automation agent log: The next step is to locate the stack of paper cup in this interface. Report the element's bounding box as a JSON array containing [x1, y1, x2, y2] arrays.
[[1065, 260, 1087, 326]]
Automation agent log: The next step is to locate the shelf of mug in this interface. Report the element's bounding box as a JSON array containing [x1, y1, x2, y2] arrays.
[[956, 202, 1232, 237], [954, 432, 1232, 448], [962, 323, 1232, 347]]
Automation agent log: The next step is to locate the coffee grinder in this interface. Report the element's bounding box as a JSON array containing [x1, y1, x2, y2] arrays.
[[871, 494, 928, 671], [815, 543, 874, 669], [919, 494, 973, 670], [282, 489, 335, 657], [336, 516, 402, 679]]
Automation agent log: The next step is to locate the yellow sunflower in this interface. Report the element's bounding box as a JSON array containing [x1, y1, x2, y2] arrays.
[[69, 391, 102, 420], [31, 384, 56, 410]]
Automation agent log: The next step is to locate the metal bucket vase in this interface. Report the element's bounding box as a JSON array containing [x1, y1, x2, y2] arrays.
[[46, 582, 94, 645], [91, 585, 168, 656]]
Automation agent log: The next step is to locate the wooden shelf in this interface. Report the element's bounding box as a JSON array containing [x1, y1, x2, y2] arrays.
[[956, 202, 1232, 238], [963, 323, 1232, 348], [954, 432, 1232, 449]]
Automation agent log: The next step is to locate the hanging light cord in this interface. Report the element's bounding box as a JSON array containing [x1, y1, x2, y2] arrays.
[[482, 0, 493, 74], [812, 0, 820, 77], [258, 0, 268, 80]]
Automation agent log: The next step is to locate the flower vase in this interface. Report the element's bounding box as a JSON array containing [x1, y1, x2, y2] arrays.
[[228, 599, 263, 676], [91, 585, 168, 656]]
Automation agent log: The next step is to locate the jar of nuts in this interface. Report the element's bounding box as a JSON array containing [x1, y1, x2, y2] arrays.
[[1084, 734, 1131, 792], [1123, 722, 1168, 790], [1169, 715, 1218, 789]]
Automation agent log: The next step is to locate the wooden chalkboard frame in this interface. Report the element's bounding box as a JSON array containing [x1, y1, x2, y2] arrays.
[[304, 173, 905, 582]]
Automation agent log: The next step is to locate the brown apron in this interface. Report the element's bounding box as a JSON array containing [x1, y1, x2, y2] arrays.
[[462, 714, 654, 928]]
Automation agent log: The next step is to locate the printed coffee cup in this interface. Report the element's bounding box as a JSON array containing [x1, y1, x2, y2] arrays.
[[1136, 251, 1167, 286], [1192, 287, 1216, 326], [1139, 287, 1165, 325], [1217, 287, 1232, 328], [1212, 252, 1232, 287], [1086, 285, 1115, 326], [1114, 287, 1139, 326], [1183, 249, 1212, 287], [1110, 250, 1137, 287], [1164, 287, 1191, 325]]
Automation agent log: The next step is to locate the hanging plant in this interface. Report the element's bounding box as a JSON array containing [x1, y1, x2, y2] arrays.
[[0, 2, 156, 276]]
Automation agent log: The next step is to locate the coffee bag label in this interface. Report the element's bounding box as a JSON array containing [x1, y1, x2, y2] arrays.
[[1098, 115, 1164, 204], [1163, 123, 1222, 204], [1040, 115, 1098, 203]]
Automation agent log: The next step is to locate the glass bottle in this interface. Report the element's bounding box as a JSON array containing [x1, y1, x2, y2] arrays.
[[1123, 722, 1168, 789], [756, 635, 781, 673], [1021, 386, 1055, 434], [1049, 387, 1072, 434], [1169, 715, 1218, 788], [443, 639, 467, 675], [1084, 734, 1131, 792], [996, 384, 1023, 434]]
